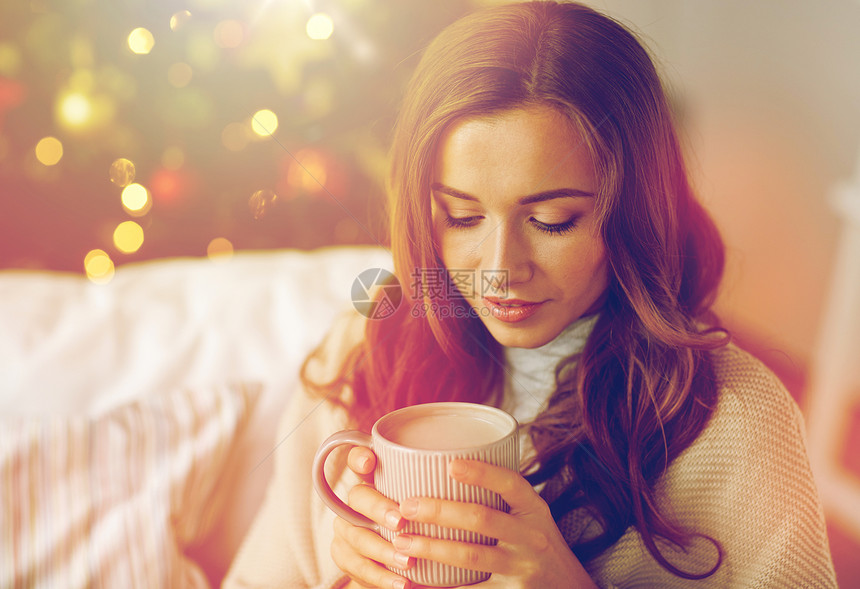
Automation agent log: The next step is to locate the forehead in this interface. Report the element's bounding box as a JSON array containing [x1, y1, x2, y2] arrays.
[[433, 105, 597, 193]]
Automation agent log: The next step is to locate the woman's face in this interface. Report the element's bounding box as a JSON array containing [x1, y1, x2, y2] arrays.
[[431, 104, 609, 349]]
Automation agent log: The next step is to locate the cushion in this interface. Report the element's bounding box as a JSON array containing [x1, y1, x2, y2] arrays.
[[0, 382, 259, 588], [0, 245, 394, 585]]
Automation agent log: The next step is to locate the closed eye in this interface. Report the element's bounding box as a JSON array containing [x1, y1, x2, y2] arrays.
[[531, 216, 579, 235], [443, 215, 579, 235], [443, 215, 482, 229]]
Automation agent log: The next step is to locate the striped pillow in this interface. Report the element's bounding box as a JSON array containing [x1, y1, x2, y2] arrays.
[[0, 383, 259, 588]]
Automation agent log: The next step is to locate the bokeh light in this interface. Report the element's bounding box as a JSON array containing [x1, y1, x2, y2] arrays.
[[34, 137, 63, 166], [207, 237, 234, 260], [286, 148, 328, 193], [121, 183, 152, 216], [306, 13, 334, 40], [54, 88, 115, 133], [149, 167, 190, 205], [127, 28, 155, 55], [167, 62, 193, 88], [213, 20, 244, 49], [0, 0, 443, 273], [169, 10, 192, 32], [84, 249, 115, 284], [250, 109, 278, 137], [249, 189, 277, 219], [57, 92, 93, 128], [109, 158, 136, 187], [113, 221, 144, 254]]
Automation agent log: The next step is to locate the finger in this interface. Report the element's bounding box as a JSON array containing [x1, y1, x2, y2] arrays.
[[348, 446, 377, 484], [392, 533, 512, 576], [349, 483, 406, 532], [448, 460, 544, 513], [331, 530, 411, 589], [333, 517, 415, 573], [399, 496, 530, 546]]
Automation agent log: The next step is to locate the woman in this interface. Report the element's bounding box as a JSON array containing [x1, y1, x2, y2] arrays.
[[224, 2, 837, 587]]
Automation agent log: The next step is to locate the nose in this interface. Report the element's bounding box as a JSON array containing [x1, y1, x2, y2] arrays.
[[481, 221, 533, 292]]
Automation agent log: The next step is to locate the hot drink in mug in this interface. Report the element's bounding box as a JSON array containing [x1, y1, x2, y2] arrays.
[[312, 402, 519, 587]]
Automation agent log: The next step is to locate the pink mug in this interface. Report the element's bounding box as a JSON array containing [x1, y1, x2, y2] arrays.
[[312, 402, 519, 587]]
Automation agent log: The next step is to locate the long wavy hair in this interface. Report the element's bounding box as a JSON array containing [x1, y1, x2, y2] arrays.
[[302, 0, 729, 579]]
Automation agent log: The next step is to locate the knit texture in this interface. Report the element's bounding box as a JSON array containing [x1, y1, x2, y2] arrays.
[[225, 311, 837, 588], [541, 345, 838, 587]]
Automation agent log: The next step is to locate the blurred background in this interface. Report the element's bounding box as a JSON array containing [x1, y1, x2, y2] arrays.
[[0, 0, 453, 271], [1, 0, 859, 584]]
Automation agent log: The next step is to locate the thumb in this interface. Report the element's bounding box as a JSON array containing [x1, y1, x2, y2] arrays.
[[347, 445, 377, 485]]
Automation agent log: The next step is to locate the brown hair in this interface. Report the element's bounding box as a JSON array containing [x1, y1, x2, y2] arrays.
[[302, 0, 728, 579]]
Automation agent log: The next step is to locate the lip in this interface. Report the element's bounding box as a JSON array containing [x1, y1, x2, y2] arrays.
[[482, 297, 546, 323], [484, 297, 540, 305]]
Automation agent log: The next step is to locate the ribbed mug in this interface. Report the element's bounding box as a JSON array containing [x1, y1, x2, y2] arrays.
[[312, 402, 519, 587]]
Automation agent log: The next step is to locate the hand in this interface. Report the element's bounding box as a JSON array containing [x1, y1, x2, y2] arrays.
[[393, 459, 598, 589], [331, 446, 417, 589]]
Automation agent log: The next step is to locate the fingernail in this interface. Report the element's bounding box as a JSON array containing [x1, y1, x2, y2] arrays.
[[450, 460, 468, 477], [385, 509, 403, 529], [359, 456, 372, 471], [393, 551, 410, 567], [393, 534, 412, 551], [392, 579, 406, 589], [400, 498, 418, 518]]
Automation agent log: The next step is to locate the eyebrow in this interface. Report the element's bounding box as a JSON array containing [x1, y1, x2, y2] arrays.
[[430, 182, 594, 205]]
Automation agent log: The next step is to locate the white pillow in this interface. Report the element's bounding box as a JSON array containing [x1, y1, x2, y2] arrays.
[[0, 383, 259, 588], [0, 245, 393, 418], [0, 245, 394, 585]]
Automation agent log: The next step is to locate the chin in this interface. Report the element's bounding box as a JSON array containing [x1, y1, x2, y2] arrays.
[[482, 323, 555, 349]]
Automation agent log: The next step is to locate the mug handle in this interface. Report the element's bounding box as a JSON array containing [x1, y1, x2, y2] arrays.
[[312, 430, 377, 530]]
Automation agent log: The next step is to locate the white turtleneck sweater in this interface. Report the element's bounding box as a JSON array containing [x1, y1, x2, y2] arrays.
[[224, 310, 837, 589], [500, 313, 597, 474], [501, 313, 597, 425]]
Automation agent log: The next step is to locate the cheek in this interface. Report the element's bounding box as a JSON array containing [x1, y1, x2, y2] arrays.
[[553, 240, 608, 285], [583, 249, 610, 296], [591, 257, 610, 293], [435, 230, 477, 269]]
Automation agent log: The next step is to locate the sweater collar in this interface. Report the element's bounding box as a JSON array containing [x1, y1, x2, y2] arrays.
[[504, 312, 598, 363], [502, 313, 598, 422]]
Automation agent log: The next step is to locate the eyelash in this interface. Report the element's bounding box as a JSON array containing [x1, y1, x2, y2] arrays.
[[443, 215, 579, 235]]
